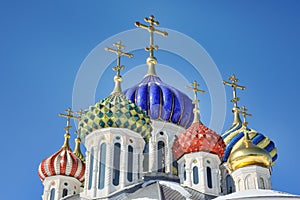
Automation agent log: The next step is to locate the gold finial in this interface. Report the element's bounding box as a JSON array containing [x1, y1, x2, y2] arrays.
[[59, 108, 80, 134], [62, 132, 71, 148], [237, 106, 252, 127], [223, 74, 245, 109], [135, 15, 168, 59], [73, 130, 85, 162], [73, 112, 85, 162], [105, 41, 133, 94], [186, 80, 205, 123]]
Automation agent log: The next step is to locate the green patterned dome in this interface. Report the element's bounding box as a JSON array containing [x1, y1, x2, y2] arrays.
[[78, 92, 152, 142], [78, 41, 152, 142]]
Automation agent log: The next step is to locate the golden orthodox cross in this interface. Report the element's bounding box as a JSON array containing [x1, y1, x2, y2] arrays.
[[105, 41, 133, 77], [237, 106, 252, 126], [186, 80, 205, 103], [76, 109, 84, 118], [59, 108, 80, 134], [223, 74, 245, 108], [186, 80, 205, 122], [73, 109, 84, 138], [135, 15, 168, 58]]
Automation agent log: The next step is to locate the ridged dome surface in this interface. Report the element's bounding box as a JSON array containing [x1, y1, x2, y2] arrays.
[[222, 116, 278, 165], [78, 93, 152, 141], [38, 134, 85, 183], [123, 75, 194, 128], [172, 122, 226, 160]]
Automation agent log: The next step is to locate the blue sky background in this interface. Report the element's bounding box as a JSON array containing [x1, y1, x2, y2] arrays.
[[0, 1, 299, 199]]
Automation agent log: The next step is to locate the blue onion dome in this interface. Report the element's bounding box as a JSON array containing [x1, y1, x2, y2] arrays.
[[78, 72, 152, 142], [222, 108, 278, 166], [123, 57, 194, 128]]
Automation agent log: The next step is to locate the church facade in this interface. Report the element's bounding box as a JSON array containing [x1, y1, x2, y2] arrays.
[[38, 15, 300, 200]]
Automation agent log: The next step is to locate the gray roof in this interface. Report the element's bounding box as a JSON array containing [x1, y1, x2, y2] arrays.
[[62, 194, 80, 200], [63, 180, 216, 200], [185, 187, 216, 200]]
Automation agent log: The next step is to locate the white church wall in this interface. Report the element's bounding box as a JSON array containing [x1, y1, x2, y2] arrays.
[[178, 151, 221, 196], [81, 128, 145, 199], [148, 120, 185, 175], [231, 165, 271, 191], [220, 163, 235, 195], [42, 175, 81, 200]]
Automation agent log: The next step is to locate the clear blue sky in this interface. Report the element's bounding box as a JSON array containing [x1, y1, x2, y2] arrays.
[[0, 1, 299, 199]]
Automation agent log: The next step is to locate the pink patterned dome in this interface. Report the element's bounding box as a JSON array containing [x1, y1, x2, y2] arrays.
[[172, 122, 226, 160], [38, 133, 85, 183]]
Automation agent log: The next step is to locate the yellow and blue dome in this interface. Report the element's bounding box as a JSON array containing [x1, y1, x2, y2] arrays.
[[78, 92, 152, 142], [123, 75, 194, 128], [222, 111, 278, 165]]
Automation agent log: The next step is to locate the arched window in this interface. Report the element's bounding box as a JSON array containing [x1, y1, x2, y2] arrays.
[[50, 188, 55, 200], [238, 179, 242, 191], [183, 164, 186, 181], [137, 154, 140, 179], [206, 167, 212, 189], [172, 155, 178, 176], [193, 166, 199, 184], [62, 188, 68, 197], [157, 141, 165, 173], [259, 177, 265, 189], [245, 175, 254, 189], [127, 145, 133, 182], [113, 143, 121, 186], [98, 143, 106, 189], [88, 148, 94, 190], [226, 175, 233, 193]]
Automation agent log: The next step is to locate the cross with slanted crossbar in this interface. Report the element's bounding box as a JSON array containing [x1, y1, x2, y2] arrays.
[[223, 74, 245, 108], [186, 80, 205, 122], [186, 80, 205, 103], [76, 109, 84, 118], [59, 108, 80, 134], [135, 15, 168, 58], [237, 106, 252, 126], [105, 41, 133, 77]]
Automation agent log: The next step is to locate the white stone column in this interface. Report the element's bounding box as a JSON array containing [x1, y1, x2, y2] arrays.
[[104, 143, 113, 195], [198, 165, 205, 191], [120, 143, 126, 188], [149, 140, 156, 172], [42, 182, 50, 200], [133, 149, 138, 182], [212, 168, 221, 195], [92, 146, 99, 197], [186, 168, 192, 187], [165, 142, 171, 173], [138, 154, 142, 179], [83, 150, 90, 195], [56, 179, 62, 200]]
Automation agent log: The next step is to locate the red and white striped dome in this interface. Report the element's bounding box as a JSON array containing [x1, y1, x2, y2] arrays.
[[38, 133, 85, 183]]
